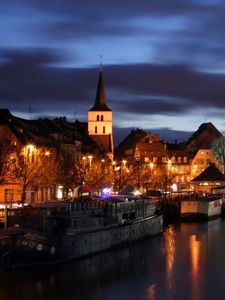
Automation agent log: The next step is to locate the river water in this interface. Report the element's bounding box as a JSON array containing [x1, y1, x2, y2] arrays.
[[1, 218, 225, 300]]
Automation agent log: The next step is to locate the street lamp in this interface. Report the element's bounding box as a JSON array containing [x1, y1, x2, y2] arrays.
[[149, 162, 154, 173], [88, 155, 93, 170], [45, 151, 50, 156], [23, 144, 36, 159], [122, 160, 127, 168]]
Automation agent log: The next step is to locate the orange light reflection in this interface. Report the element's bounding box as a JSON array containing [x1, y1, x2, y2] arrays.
[[164, 225, 176, 296], [190, 235, 201, 299]]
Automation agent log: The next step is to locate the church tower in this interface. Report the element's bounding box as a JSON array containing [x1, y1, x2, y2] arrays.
[[88, 66, 114, 158]]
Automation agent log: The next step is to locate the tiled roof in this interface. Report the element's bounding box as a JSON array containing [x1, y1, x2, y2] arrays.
[[192, 163, 225, 182], [0, 109, 102, 153], [186, 122, 222, 153], [115, 129, 151, 154], [136, 142, 167, 158]]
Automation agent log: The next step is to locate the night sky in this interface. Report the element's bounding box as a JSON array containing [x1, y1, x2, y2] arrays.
[[0, 0, 225, 144]]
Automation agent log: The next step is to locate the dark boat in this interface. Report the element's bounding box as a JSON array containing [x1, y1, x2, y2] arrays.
[[0, 195, 163, 269]]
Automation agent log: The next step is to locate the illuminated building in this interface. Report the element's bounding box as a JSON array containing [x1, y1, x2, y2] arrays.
[[88, 66, 114, 159]]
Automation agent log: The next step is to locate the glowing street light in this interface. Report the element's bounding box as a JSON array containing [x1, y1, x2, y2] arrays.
[[122, 160, 127, 168], [23, 144, 37, 162], [149, 162, 154, 172], [88, 155, 93, 169]]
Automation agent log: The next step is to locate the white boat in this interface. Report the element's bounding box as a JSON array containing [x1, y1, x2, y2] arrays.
[[180, 195, 223, 219]]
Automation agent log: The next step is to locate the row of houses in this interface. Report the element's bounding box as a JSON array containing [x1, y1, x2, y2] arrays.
[[114, 124, 225, 194], [0, 108, 225, 204], [0, 108, 106, 204]]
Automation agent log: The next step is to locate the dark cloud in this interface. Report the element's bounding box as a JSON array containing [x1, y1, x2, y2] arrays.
[[0, 1, 225, 142], [105, 64, 225, 113], [4, 0, 224, 17], [114, 126, 193, 146], [0, 48, 225, 119]]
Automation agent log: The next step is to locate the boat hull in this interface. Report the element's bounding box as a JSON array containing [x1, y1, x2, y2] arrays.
[[0, 214, 163, 269], [180, 198, 223, 220]]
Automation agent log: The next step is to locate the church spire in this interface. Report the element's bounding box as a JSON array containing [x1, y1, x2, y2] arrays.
[[89, 64, 111, 111]]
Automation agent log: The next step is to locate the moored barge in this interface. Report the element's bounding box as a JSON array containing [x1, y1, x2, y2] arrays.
[[0, 195, 163, 268]]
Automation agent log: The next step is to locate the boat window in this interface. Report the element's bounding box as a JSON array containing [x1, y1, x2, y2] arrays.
[[122, 213, 129, 220], [130, 212, 136, 219]]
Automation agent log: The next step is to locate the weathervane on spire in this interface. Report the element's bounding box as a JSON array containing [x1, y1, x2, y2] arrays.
[[100, 55, 103, 71]]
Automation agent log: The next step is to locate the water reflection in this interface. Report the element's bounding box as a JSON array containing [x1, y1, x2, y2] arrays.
[[0, 238, 163, 300], [190, 234, 201, 299], [164, 225, 176, 298], [146, 283, 157, 300], [1, 219, 225, 300]]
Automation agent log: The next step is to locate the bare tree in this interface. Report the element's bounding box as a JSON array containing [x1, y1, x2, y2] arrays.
[[81, 156, 113, 192], [5, 145, 56, 203], [0, 140, 16, 184]]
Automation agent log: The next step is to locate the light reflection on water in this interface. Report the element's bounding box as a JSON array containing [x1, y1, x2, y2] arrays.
[[1, 219, 225, 300], [190, 234, 202, 300], [163, 224, 176, 299]]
